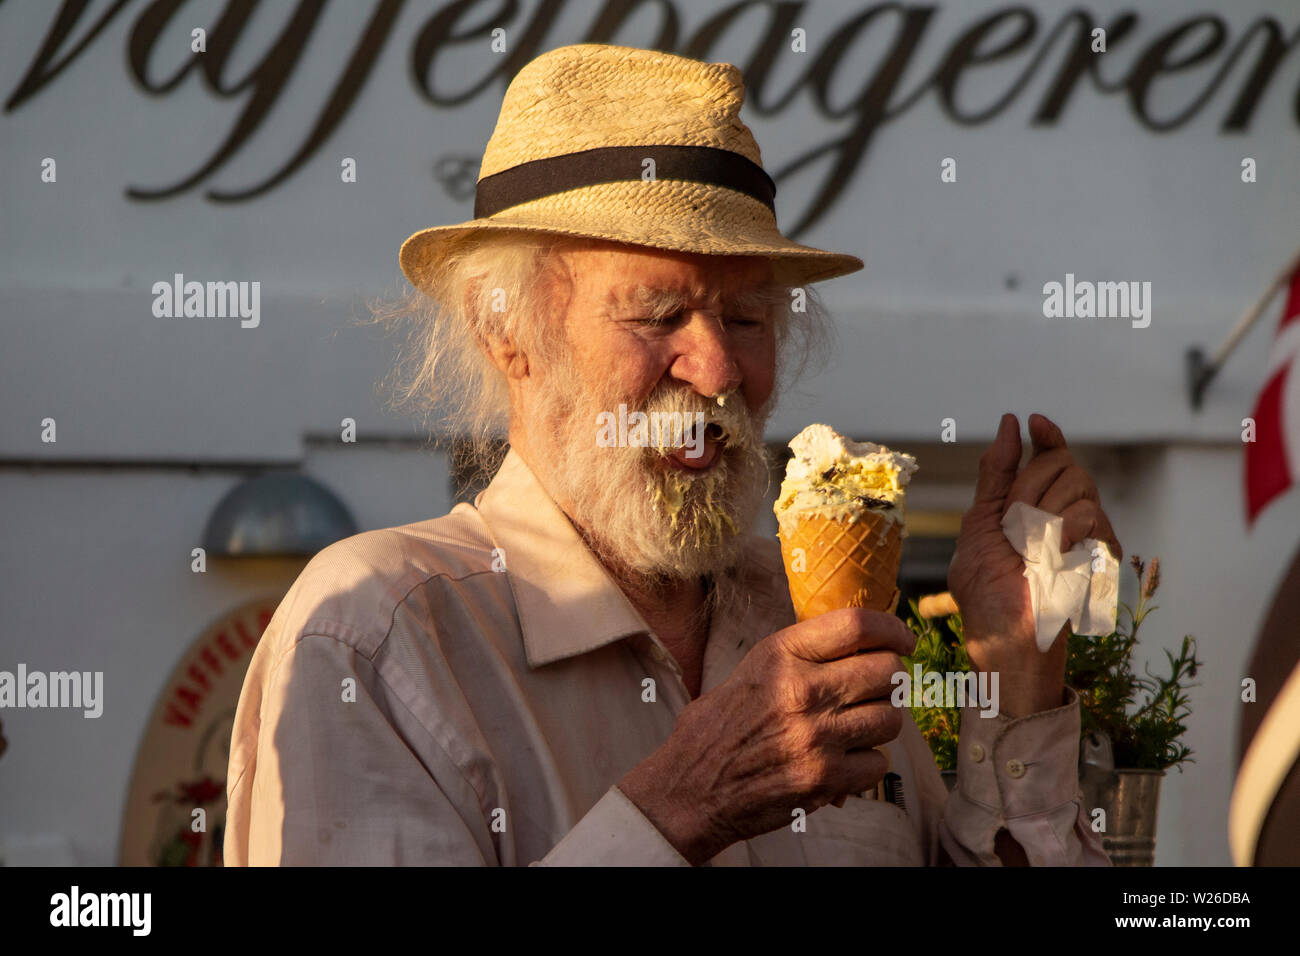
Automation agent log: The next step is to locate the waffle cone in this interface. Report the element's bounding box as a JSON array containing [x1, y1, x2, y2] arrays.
[[778, 512, 902, 622]]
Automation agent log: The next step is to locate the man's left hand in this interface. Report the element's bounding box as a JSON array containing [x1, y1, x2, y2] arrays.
[[947, 412, 1122, 718]]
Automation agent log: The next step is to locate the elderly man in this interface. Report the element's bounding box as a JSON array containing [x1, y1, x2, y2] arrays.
[[225, 43, 1118, 866]]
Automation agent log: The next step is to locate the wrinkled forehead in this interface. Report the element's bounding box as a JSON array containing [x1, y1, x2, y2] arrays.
[[602, 280, 787, 319], [557, 241, 776, 303]]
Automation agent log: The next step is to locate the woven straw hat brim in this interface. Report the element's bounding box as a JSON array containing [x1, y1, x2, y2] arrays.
[[399, 180, 863, 298]]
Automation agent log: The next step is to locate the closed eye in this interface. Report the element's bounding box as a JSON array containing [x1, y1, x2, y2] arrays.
[[627, 312, 683, 329], [622, 312, 765, 331], [723, 312, 771, 332]]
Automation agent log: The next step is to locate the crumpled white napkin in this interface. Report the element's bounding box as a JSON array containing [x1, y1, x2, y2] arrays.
[[1000, 501, 1119, 652]]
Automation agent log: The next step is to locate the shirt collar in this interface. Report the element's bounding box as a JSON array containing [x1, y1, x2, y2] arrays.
[[475, 449, 651, 668]]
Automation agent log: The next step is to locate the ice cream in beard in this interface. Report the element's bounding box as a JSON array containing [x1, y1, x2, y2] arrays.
[[642, 392, 750, 544], [775, 424, 919, 621]]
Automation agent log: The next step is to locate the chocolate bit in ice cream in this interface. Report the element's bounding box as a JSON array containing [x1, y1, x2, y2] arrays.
[[858, 495, 893, 509]]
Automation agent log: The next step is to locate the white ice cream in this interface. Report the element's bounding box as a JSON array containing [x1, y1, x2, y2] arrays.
[[774, 424, 919, 530]]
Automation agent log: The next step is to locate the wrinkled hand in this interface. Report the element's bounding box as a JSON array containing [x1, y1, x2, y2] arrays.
[[618, 608, 915, 865], [948, 413, 1122, 717]]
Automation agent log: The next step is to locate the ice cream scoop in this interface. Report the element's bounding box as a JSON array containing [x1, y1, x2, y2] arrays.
[[775, 425, 918, 620], [775, 424, 917, 528]]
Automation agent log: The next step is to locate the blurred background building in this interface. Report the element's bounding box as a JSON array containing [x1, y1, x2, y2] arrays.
[[2, 0, 1298, 865]]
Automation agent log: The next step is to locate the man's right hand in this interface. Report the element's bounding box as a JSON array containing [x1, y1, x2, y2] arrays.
[[617, 607, 916, 865]]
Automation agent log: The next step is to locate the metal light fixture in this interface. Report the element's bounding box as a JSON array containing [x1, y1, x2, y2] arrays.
[[202, 472, 358, 557]]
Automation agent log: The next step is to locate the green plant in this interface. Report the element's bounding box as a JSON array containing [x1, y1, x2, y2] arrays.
[[902, 603, 968, 771], [1067, 556, 1201, 771], [903, 555, 1202, 773]]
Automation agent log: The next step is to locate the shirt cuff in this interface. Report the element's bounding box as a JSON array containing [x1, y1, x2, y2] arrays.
[[532, 786, 692, 866], [956, 685, 1082, 818], [940, 686, 1111, 865]]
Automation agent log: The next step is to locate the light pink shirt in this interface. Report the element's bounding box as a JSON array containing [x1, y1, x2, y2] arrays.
[[224, 449, 1111, 866]]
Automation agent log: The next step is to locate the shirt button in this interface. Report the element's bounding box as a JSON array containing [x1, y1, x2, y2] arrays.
[[1006, 759, 1026, 778], [969, 743, 985, 762]]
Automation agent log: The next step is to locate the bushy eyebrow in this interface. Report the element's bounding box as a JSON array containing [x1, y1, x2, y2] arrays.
[[606, 281, 791, 320]]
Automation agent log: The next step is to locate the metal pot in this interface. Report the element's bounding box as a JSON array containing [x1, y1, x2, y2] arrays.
[[1096, 769, 1165, 866], [1079, 732, 1165, 865]]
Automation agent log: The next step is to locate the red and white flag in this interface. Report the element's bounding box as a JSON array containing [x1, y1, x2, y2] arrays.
[[1245, 264, 1300, 525]]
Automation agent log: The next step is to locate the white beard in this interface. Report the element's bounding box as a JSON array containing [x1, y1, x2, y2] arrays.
[[526, 356, 772, 585]]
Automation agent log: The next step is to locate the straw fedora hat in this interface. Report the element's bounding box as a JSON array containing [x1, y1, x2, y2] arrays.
[[398, 43, 863, 295]]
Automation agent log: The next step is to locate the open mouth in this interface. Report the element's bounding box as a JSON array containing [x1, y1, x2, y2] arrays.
[[666, 421, 727, 471]]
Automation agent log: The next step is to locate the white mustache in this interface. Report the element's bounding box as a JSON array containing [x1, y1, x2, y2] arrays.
[[633, 389, 756, 453]]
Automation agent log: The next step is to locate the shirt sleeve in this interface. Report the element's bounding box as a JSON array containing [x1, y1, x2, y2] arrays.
[[226, 632, 501, 865], [939, 686, 1112, 866], [225, 631, 693, 866], [531, 787, 691, 866]]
